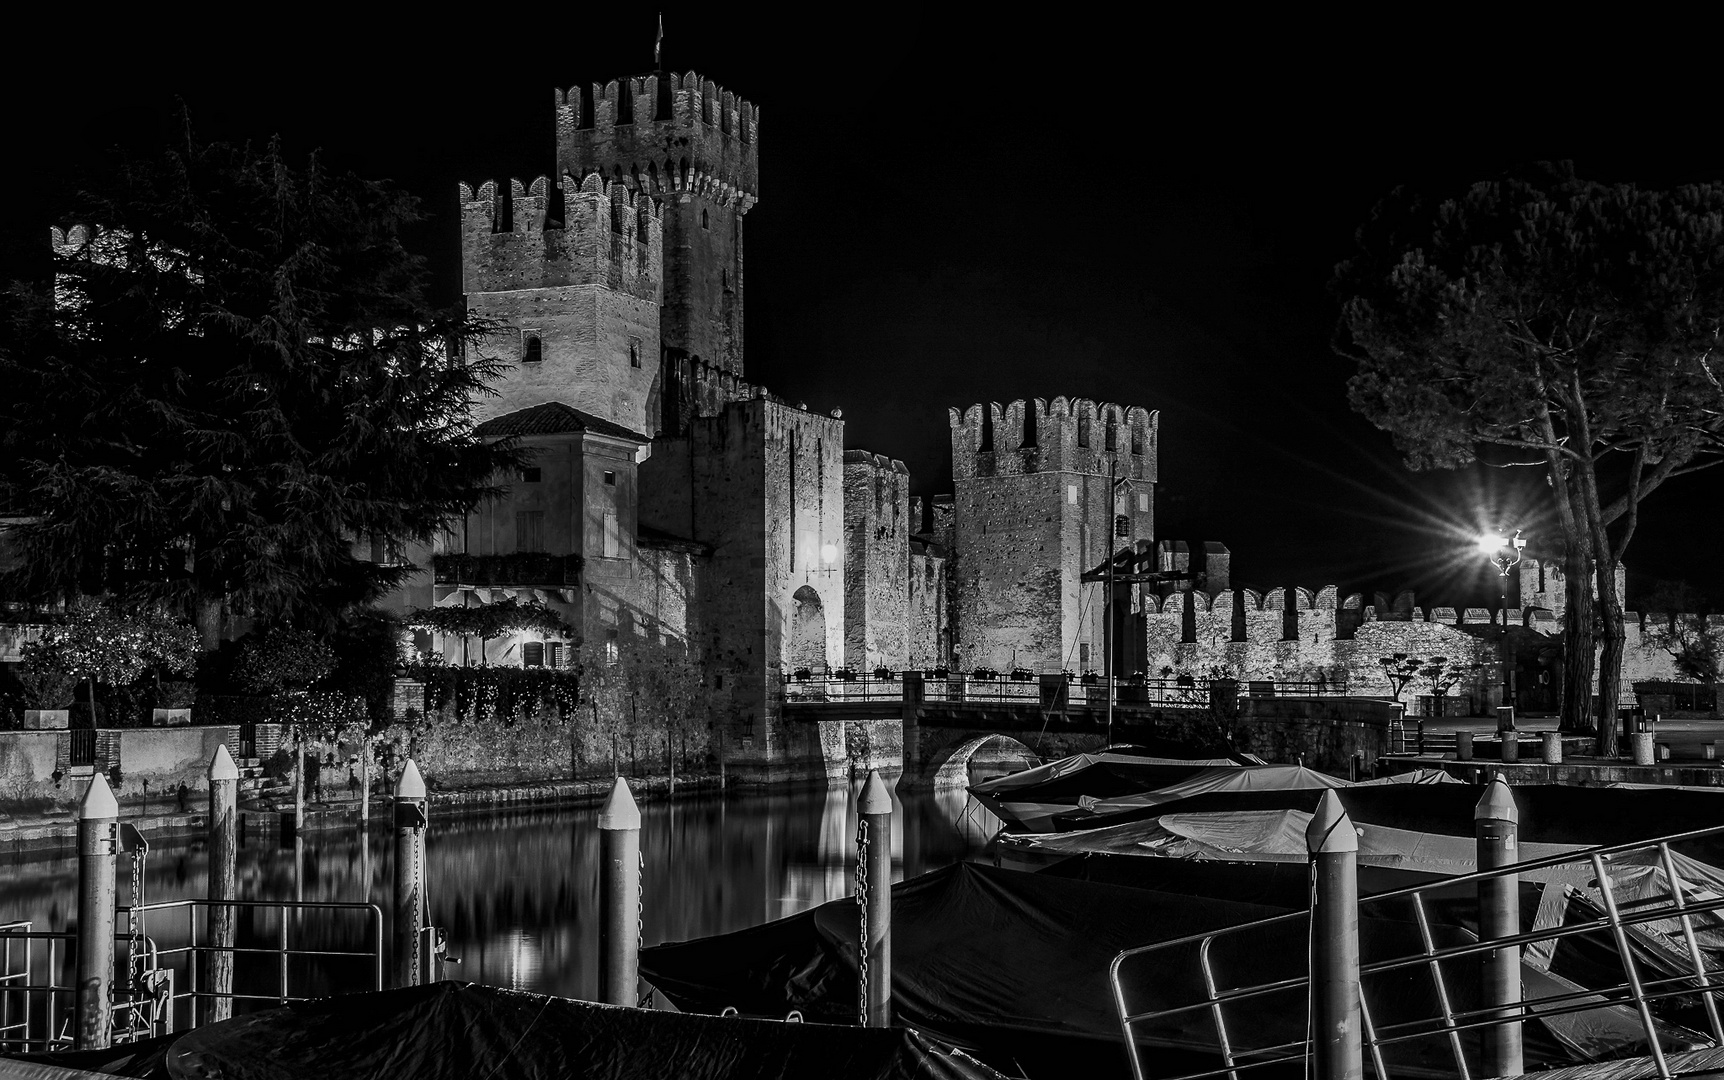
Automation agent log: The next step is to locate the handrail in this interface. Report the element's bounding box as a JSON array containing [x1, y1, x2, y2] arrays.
[[0, 898, 383, 1052], [1111, 823, 1724, 1080]]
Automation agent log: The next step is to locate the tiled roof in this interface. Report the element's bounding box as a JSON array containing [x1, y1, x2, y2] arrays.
[[474, 402, 650, 443]]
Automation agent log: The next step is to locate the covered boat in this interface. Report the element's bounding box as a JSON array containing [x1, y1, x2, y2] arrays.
[[1, 981, 1005, 1080], [641, 861, 1698, 1080], [966, 748, 1262, 833]]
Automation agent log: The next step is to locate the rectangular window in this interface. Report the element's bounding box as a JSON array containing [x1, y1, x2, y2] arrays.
[[515, 511, 544, 553], [1066, 485, 1078, 506], [1080, 643, 1090, 664], [1137, 492, 1150, 513], [603, 509, 620, 558], [520, 467, 541, 483], [603, 471, 617, 486], [521, 642, 546, 668], [546, 642, 563, 668]]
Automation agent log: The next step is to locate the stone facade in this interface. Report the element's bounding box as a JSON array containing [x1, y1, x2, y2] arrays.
[[948, 398, 1157, 674], [843, 452, 910, 671]]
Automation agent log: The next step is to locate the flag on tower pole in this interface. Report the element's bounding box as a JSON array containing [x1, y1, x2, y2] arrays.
[[655, 13, 663, 69]]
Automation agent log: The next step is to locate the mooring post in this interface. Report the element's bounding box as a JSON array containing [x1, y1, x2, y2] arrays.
[[76, 773, 119, 1050], [392, 760, 427, 989], [207, 745, 239, 1024], [598, 777, 641, 1007], [858, 769, 894, 1028], [1307, 789, 1363, 1080], [1476, 773, 1523, 1077]]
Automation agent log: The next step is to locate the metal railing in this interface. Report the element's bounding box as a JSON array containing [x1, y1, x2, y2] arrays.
[[0, 899, 383, 1052], [783, 672, 1359, 710], [1110, 824, 1724, 1080]]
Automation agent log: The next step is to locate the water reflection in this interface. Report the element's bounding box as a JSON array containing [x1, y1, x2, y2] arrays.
[[0, 783, 1006, 1004]]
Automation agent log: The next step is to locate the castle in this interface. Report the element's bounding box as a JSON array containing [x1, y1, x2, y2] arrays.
[[352, 69, 1192, 777], [376, 67, 1723, 773]]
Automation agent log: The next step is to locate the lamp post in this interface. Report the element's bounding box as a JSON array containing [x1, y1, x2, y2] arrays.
[[1478, 528, 1527, 721], [1106, 464, 1132, 745]]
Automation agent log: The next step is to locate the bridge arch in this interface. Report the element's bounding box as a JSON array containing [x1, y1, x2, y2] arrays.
[[927, 734, 1040, 790]]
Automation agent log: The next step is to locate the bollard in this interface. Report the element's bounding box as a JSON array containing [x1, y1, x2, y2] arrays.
[[858, 769, 894, 1028], [1456, 731, 1474, 761], [1501, 733, 1519, 763], [207, 745, 240, 1024], [1631, 732, 1655, 766], [1476, 775, 1523, 1076], [75, 773, 119, 1050], [597, 777, 641, 1007], [1496, 705, 1516, 733], [1542, 731, 1562, 765], [1306, 790, 1363, 1080], [392, 760, 427, 989]]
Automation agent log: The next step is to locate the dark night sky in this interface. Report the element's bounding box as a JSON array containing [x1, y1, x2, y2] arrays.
[[5, 12, 1720, 609]]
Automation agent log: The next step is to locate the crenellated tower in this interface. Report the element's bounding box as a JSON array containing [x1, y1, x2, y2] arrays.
[[947, 398, 1159, 674], [555, 72, 758, 378], [460, 174, 664, 434]]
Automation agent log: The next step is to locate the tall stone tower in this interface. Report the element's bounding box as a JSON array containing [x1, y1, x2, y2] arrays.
[[555, 73, 758, 381], [460, 175, 663, 434], [948, 398, 1158, 674]]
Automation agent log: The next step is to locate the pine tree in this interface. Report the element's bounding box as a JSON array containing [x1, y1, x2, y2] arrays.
[[1336, 162, 1724, 753], [0, 136, 521, 632]]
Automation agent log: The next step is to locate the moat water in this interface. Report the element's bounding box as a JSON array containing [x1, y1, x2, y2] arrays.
[[0, 783, 1004, 1008]]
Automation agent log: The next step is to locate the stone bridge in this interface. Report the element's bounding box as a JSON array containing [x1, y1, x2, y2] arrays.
[[785, 673, 1400, 787]]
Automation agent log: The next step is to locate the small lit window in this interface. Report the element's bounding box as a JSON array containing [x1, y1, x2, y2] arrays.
[[1137, 492, 1149, 513], [603, 471, 617, 486], [522, 334, 542, 363], [1066, 485, 1078, 506], [520, 467, 542, 483]]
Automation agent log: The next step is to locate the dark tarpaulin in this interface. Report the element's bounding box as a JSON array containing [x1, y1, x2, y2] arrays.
[[2, 983, 1004, 1080], [1052, 783, 1724, 859], [642, 862, 1686, 1080]]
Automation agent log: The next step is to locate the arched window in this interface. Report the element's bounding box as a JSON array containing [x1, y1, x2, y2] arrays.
[[523, 334, 542, 363], [1077, 416, 1090, 448], [629, 342, 641, 368], [701, 208, 709, 230]]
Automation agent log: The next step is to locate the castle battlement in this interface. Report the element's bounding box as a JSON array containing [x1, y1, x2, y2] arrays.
[[841, 450, 910, 476], [1150, 585, 1349, 614], [947, 397, 1157, 480], [459, 174, 662, 300], [555, 71, 758, 210]]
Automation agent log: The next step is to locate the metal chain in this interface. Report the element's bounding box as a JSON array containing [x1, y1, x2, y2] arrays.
[[856, 816, 870, 1026], [409, 840, 422, 984], [127, 848, 143, 986], [635, 848, 649, 1007]]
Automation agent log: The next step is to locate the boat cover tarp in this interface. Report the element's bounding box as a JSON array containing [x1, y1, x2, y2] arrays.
[[1052, 783, 1724, 865], [1070, 764, 1350, 817], [1005, 809, 1585, 875], [1, 982, 1004, 1080], [966, 752, 1250, 833], [639, 862, 1674, 1078], [1355, 768, 1465, 785]]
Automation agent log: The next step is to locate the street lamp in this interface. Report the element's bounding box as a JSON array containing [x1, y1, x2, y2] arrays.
[[1478, 528, 1526, 724]]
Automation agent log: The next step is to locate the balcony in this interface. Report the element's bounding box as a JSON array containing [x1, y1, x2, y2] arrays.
[[432, 552, 583, 587]]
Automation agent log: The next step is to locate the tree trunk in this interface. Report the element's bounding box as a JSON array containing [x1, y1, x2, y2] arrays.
[[1562, 543, 1598, 738], [86, 676, 98, 729], [1595, 556, 1627, 757]]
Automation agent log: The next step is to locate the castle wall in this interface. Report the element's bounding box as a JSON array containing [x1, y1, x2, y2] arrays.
[[948, 399, 1157, 674], [1142, 590, 1500, 716], [688, 400, 843, 755], [555, 73, 757, 375], [1519, 555, 1628, 617], [842, 452, 911, 671], [907, 542, 949, 670]]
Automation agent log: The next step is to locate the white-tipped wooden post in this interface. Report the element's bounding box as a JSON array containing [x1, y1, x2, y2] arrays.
[[76, 773, 120, 1050], [392, 760, 427, 988], [1307, 790, 1363, 1080], [598, 778, 641, 1006], [207, 745, 240, 1023], [858, 769, 894, 1028], [1476, 774, 1523, 1077]]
